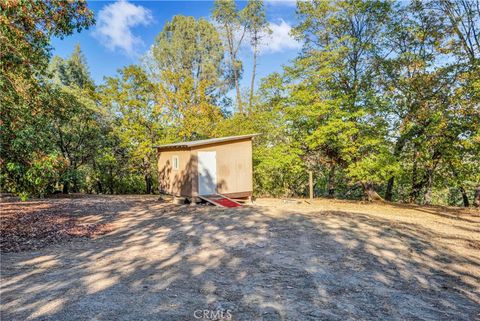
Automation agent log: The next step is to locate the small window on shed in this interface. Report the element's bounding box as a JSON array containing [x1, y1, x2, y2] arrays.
[[172, 156, 179, 170]]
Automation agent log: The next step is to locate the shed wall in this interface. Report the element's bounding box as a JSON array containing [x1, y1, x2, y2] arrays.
[[157, 138, 253, 197], [191, 139, 253, 196], [157, 149, 195, 196]]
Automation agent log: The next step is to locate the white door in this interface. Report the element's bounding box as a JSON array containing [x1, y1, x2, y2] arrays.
[[198, 151, 217, 195]]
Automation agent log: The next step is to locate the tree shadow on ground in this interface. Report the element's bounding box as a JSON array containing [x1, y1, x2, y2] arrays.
[[1, 197, 479, 321], [387, 201, 480, 222]]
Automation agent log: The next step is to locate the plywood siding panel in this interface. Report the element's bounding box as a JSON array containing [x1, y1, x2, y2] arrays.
[[157, 149, 195, 196], [157, 138, 253, 197], [191, 139, 253, 196]]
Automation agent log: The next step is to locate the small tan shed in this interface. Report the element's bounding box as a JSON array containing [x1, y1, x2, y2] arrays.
[[155, 134, 257, 200]]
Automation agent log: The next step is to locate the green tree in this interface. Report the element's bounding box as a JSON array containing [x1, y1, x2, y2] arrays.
[[148, 15, 225, 140], [212, 0, 247, 112], [1, 0, 94, 197], [48, 44, 95, 90], [378, 0, 479, 205], [150, 15, 225, 96], [437, 0, 480, 206], [242, 0, 271, 111], [100, 65, 162, 194], [288, 0, 394, 200], [1, 0, 93, 106], [50, 87, 101, 193], [46, 45, 101, 194], [378, 0, 450, 201], [215, 72, 306, 197]]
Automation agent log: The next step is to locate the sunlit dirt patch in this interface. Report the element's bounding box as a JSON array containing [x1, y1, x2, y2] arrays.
[[1, 196, 479, 320]]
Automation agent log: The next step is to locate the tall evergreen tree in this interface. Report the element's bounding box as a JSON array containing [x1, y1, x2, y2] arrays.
[[47, 45, 100, 193]]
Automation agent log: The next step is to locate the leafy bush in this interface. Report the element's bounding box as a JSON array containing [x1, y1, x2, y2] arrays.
[[253, 145, 305, 197], [8, 153, 68, 198], [18, 192, 29, 201]]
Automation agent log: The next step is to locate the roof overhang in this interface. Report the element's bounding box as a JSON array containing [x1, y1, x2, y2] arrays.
[[154, 134, 260, 151]]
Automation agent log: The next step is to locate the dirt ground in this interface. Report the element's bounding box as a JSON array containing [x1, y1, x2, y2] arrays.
[[1, 195, 479, 321]]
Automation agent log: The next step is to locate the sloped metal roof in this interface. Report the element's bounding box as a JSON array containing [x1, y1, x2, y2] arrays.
[[154, 134, 259, 150]]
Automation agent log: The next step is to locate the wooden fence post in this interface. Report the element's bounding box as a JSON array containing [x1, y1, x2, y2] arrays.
[[309, 170, 313, 200]]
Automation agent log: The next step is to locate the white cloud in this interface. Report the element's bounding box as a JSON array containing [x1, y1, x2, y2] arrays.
[[258, 20, 301, 54], [94, 0, 153, 56]]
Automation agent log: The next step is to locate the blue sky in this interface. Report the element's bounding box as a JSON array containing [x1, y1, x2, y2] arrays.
[[51, 0, 301, 88]]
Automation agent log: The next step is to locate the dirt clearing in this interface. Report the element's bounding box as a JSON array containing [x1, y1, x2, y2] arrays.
[[1, 195, 479, 320]]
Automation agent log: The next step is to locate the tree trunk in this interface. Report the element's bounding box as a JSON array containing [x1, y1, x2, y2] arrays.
[[327, 165, 335, 197], [92, 162, 102, 194], [233, 62, 242, 113], [143, 156, 153, 194], [474, 186, 480, 208], [308, 170, 313, 200], [386, 124, 430, 202], [384, 139, 405, 201], [413, 150, 440, 204], [459, 186, 469, 207], [363, 182, 384, 202], [410, 149, 419, 203], [423, 170, 434, 205], [424, 188, 432, 205], [72, 178, 79, 193], [108, 166, 114, 194], [97, 181, 103, 194], [385, 176, 395, 201], [145, 173, 152, 194], [449, 162, 469, 207], [225, 24, 243, 114], [63, 181, 69, 194], [249, 46, 257, 112]]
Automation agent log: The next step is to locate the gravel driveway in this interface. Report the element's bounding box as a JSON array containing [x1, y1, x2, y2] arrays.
[[1, 196, 479, 320]]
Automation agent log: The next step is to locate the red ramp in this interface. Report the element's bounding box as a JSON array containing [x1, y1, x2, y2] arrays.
[[199, 194, 242, 207]]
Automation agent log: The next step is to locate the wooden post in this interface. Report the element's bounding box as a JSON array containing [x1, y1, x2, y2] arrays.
[[309, 170, 313, 200]]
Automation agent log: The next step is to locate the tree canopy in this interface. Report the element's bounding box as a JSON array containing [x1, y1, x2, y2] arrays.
[[1, 0, 479, 207]]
